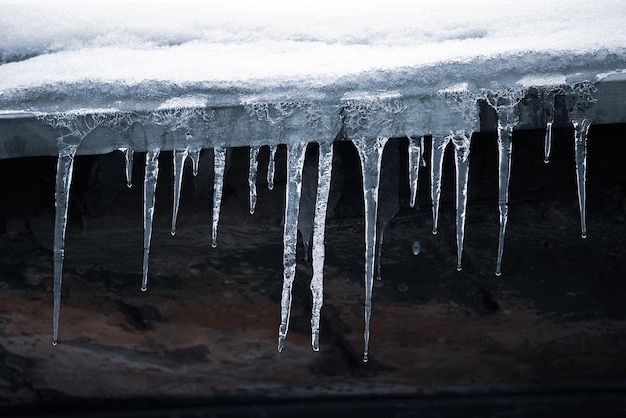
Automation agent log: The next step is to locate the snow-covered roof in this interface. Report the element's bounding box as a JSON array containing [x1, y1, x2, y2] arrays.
[[1, 0, 625, 113]]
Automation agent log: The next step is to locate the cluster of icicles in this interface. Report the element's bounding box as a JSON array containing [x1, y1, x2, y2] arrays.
[[38, 82, 597, 362]]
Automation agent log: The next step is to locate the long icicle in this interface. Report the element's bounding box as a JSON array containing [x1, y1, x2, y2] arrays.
[[142, 148, 160, 291], [452, 131, 472, 272], [495, 122, 513, 277], [311, 142, 334, 351], [408, 135, 422, 208], [352, 136, 388, 363], [278, 142, 308, 352], [212, 147, 226, 248], [267, 144, 277, 190], [52, 139, 81, 345], [249, 145, 260, 214], [171, 148, 189, 236], [431, 135, 451, 235], [573, 119, 590, 239]]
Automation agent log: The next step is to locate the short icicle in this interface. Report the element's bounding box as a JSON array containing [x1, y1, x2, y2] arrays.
[[544, 121, 553, 164], [278, 142, 308, 352], [495, 121, 513, 277], [122, 147, 134, 188], [142, 149, 160, 291], [212, 147, 226, 248], [431, 135, 452, 235], [189, 148, 201, 176], [249, 146, 260, 214], [171, 148, 189, 236], [267, 144, 277, 190], [408, 135, 422, 208], [52, 137, 82, 345], [452, 131, 472, 271], [352, 136, 388, 363], [310, 142, 334, 351], [573, 119, 590, 239]]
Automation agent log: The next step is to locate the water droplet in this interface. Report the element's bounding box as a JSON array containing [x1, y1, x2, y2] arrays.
[[412, 240, 421, 255]]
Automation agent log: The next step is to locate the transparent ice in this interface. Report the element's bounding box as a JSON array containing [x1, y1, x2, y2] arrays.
[[212, 147, 227, 248]]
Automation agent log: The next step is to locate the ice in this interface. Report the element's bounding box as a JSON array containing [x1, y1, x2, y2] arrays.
[[352, 136, 388, 362], [452, 131, 472, 272], [120, 147, 134, 187], [484, 89, 526, 276], [249, 146, 260, 214], [407, 135, 422, 208], [430, 135, 452, 235], [277, 142, 308, 352], [212, 147, 227, 248], [141, 148, 160, 291], [544, 121, 553, 164], [189, 148, 200, 176], [310, 142, 333, 351], [171, 148, 189, 236], [267, 145, 277, 190]]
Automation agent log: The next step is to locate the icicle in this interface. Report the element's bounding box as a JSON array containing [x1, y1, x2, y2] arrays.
[[375, 229, 386, 281], [249, 146, 260, 214], [310, 142, 333, 351], [352, 136, 388, 363], [121, 147, 134, 188], [430, 135, 452, 235], [171, 148, 189, 236], [189, 148, 201, 176], [452, 131, 472, 271], [278, 142, 308, 352], [142, 149, 160, 291], [495, 121, 513, 277], [408, 135, 422, 208], [573, 119, 590, 239], [267, 144, 277, 190], [544, 121, 553, 164], [212, 147, 226, 248]]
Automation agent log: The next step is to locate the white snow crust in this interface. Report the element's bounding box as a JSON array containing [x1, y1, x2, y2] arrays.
[[1, 0, 625, 112]]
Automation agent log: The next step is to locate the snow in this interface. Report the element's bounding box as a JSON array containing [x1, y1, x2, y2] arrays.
[[1, 0, 625, 112]]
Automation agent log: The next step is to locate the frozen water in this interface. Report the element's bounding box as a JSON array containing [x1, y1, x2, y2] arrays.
[[141, 148, 160, 291], [452, 131, 472, 272], [171, 148, 189, 236], [249, 146, 260, 215], [430, 135, 452, 235], [267, 145, 278, 190], [407, 136, 422, 208], [212, 147, 227, 248]]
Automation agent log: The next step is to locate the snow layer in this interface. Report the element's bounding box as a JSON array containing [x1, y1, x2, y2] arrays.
[[1, 0, 625, 112]]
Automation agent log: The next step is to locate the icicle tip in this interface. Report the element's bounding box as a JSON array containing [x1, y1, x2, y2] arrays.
[[363, 353, 369, 363]]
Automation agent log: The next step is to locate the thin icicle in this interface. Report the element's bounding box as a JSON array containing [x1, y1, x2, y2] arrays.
[[573, 119, 590, 239], [171, 148, 189, 236], [249, 146, 260, 214], [452, 131, 472, 272], [267, 144, 277, 190], [52, 139, 81, 345], [278, 142, 308, 352], [310, 142, 333, 351], [408, 135, 422, 208], [495, 122, 513, 277], [544, 121, 553, 164], [121, 147, 134, 188], [142, 149, 160, 291], [431, 135, 452, 235], [352, 136, 388, 363], [189, 148, 201, 176], [212, 147, 226, 248]]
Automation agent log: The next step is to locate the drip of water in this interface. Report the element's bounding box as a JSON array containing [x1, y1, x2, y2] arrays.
[[142, 148, 160, 291], [267, 144, 277, 190], [278, 142, 308, 352], [189, 148, 201, 176], [249, 146, 260, 214], [430, 134, 452, 235], [573, 119, 591, 239], [171, 148, 189, 236], [310, 142, 333, 351], [212, 147, 226, 248], [452, 131, 472, 272], [408, 135, 422, 208], [352, 136, 388, 363]]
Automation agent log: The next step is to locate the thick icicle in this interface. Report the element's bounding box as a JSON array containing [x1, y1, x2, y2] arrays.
[[452, 131, 472, 271], [142, 149, 160, 291], [408, 135, 422, 208], [278, 142, 308, 352], [573, 119, 590, 239], [310, 142, 334, 351], [495, 118, 514, 277], [267, 144, 277, 190], [189, 148, 201, 176], [249, 146, 260, 214], [352, 136, 388, 363], [430, 135, 452, 235], [171, 148, 189, 236], [212, 147, 226, 248]]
